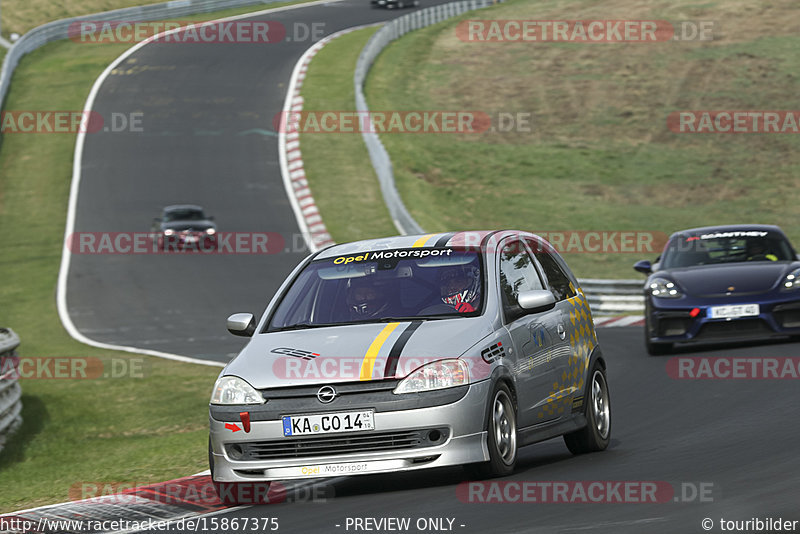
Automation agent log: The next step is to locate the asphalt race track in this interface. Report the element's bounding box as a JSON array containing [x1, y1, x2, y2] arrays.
[[136, 328, 800, 534], [65, 0, 455, 363]]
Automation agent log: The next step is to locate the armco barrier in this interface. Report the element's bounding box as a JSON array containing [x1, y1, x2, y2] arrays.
[[580, 279, 645, 315], [354, 0, 503, 236], [0, 328, 22, 453], [0, 0, 289, 114]]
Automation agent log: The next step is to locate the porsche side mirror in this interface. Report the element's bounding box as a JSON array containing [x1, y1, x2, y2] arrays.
[[633, 260, 652, 275]]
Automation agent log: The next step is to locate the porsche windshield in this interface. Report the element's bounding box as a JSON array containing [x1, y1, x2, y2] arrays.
[[268, 249, 483, 330], [661, 231, 795, 269]]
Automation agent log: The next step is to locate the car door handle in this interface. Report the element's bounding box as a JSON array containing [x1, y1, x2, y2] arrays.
[[557, 323, 566, 340]]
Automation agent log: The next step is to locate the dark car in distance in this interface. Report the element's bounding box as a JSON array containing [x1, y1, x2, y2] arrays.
[[371, 0, 418, 8], [151, 205, 217, 251], [634, 225, 800, 355]]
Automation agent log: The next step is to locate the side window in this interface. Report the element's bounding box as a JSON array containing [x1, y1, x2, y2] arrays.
[[499, 241, 544, 323], [533, 249, 577, 302]]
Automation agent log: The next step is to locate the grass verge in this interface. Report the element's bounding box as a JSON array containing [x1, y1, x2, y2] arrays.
[[358, 0, 800, 279], [0, 0, 317, 513]]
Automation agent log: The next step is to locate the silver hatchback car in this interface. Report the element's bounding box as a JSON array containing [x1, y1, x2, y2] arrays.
[[209, 231, 611, 504]]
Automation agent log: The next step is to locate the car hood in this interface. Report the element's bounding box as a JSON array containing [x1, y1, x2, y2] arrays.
[[660, 262, 798, 296], [224, 318, 494, 389]]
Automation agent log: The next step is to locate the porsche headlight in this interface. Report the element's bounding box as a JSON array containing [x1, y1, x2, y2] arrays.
[[393, 359, 469, 394], [649, 277, 681, 298], [206, 228, 216, 235], [782, 268, 800, 291], [210, 376, 264, 405], [164, 229, 175, 236]]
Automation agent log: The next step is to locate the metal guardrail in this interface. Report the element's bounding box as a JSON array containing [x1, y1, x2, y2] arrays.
[[0, 328, 22, 453], [354, 0, 503, 236], [0, 0, 288, 114], [580, 278, 645, 315]]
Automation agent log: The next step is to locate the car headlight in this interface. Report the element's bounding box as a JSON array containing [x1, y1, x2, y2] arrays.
[[210, 376, 265, 405], [164, 229, 175, 236], [206, 228, 216, 235], [648, 277, 681, 298], [782, 268, 800, 291], [393, 359, 469, 394]]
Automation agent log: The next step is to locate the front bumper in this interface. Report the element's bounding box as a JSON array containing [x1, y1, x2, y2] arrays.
[[646, 293, 800, 345], [209, 380, 491, 482]]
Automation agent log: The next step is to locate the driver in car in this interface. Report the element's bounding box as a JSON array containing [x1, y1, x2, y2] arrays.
[[746, 241, 778, 262], [347, 278, 391, 319], [439, 265, 481, 313]]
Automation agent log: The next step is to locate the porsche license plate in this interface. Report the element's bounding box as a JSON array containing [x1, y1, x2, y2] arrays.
[[709, 304, 759, 319], [282, 411, 374, 437]]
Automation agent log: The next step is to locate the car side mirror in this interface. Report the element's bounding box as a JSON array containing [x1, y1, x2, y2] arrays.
[[208, 215, 215, 221], [517, 290, 556, 313], [227, 313, 255, 337], [633, 260, 652, 275], [153, 217, 162, 222]]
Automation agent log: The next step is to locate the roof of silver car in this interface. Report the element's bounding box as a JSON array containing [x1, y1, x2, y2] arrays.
[[315, 230, 542, 259]]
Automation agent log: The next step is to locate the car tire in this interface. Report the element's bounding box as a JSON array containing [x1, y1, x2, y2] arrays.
[[209, 438, 271, 506], [465, 382, 517, 478], [564, 363, 611, 455]]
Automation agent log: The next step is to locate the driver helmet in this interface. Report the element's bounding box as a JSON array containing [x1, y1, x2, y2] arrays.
[[439, 264, 480, 312]]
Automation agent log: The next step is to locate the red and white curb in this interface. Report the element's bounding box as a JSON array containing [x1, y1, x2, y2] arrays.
[[279, 24, 381, 253], [594, 315, 645, 328]]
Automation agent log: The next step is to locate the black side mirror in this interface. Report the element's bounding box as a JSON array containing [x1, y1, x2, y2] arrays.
[[633, 260, 652, 275]]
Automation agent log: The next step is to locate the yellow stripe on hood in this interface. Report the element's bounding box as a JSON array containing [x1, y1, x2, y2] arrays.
[[359, 323, 400, 380]]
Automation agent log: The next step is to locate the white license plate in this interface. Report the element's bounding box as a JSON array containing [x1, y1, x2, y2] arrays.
[[183, 235, 199, 243], [282, 410, 374, 437], [709, 304, 760, 319]]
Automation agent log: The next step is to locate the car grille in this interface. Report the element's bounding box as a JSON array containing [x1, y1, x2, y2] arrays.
[[696, 319, 771, 339], [657, 317, 690, 337], [227, 428, 448, 461], [773, 305, 800, 329]]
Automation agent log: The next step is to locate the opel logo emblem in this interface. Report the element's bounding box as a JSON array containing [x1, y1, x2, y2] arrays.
[[317, 385, 337, 404]]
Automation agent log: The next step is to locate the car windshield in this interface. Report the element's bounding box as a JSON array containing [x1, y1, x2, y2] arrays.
[[268, 248, 483, 330], [661, 231, 794, 269], [164, 208, 205, 221]]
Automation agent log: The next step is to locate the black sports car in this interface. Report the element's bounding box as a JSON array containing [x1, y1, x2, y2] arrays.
[[634, 224, 800, 355]]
